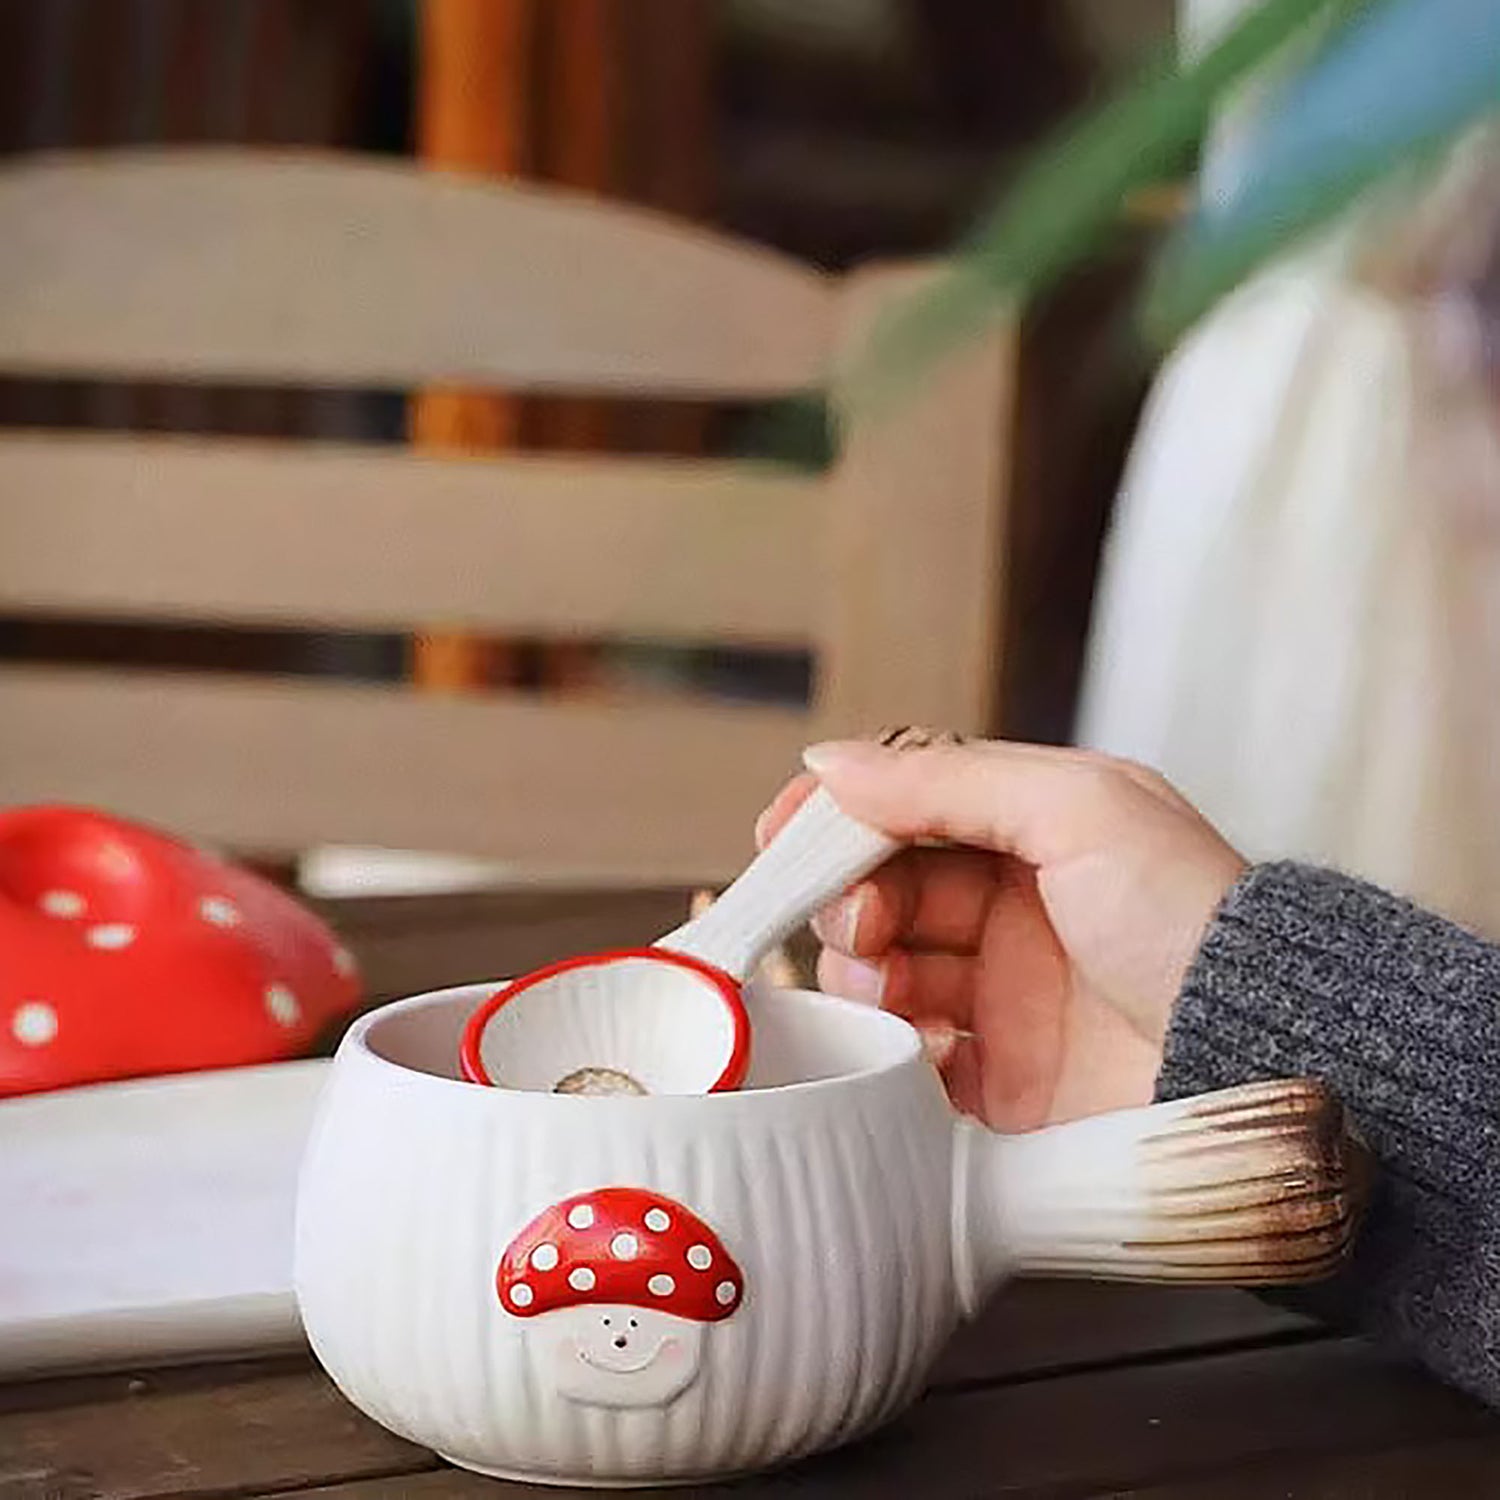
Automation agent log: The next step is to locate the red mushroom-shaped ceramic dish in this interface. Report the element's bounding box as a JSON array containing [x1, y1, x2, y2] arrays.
[[0, 806, 361, 1097], [497, 1187, 743, 1409]]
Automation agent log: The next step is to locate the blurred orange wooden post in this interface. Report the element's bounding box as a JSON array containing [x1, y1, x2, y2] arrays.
[[410, 0, 534, 690], [532, 0, 618, 456], [412, 0, 618, 692], [528, 1, 619, 687]]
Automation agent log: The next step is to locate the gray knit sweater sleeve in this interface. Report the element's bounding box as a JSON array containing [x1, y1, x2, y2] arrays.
[[1156, 861, 1500, 1407]]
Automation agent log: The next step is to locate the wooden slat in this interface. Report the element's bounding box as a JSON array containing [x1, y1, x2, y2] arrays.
[[898, 1339, 1485, 1499], [0, 1357, 434, 1499], [933, 1281, 1312, 1389], [817, 265, 1014, 737], [0, 669, 807, 880], [0, 432, 823, 641], [0, 1287, 1369, 1500], [319, 886, 701, 1005], [1118, 1434, 1500, 1498], [0, 149, 834, 395], [167, 1340, 1490, 1500]]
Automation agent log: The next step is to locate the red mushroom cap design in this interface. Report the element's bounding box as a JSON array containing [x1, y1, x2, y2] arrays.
[[497, 1187, 744, 1322]]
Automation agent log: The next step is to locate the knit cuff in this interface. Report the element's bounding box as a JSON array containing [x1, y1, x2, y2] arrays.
[[1156, 861, 1500, 1403], [1156, 861, 1500, 1204]]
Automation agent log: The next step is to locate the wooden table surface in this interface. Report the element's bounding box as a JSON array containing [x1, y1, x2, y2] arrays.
[[6, 887, 1500, 1500]]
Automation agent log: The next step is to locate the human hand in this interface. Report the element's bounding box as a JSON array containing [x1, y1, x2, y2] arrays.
[[755, 739, 1247, 1131]]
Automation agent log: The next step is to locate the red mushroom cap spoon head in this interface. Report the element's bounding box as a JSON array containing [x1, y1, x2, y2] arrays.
[[459, 947, 749, 1096]]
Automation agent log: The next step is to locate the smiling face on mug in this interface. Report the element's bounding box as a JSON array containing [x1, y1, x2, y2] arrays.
[[544, 1304, 704, 1408]]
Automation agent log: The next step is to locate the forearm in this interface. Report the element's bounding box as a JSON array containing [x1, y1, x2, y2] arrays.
[[1156, 861, 1500, 1407]]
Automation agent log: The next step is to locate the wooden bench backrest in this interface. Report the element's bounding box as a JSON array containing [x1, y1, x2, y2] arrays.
[[0, 150, 1012, 881]]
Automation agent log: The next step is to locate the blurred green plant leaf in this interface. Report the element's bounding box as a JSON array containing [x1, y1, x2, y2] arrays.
[[1145, 0, 1500, 339], [844, 0, 1369, 414], [731, 395, 835, 473]]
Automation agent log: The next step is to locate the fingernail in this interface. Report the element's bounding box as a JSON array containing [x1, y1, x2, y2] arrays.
[[802, 740, 885, 777], [813, 885, 867, 952], [834, 957, 885, 1005], [753, 807, 773, 850]]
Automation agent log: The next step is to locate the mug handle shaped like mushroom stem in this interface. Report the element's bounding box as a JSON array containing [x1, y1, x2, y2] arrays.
[[950, 1078, 1371, 1317]]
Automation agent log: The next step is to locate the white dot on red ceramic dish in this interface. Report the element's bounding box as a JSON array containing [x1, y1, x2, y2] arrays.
[[333, 946, 357, 977], [39, 889, 85, 919], [86, 923, 136, 951], [530, 1243, 559, 1272], [568, 1267, 596, 1293], [11, 1001, 57, 1047], [643, 1208, 671, 1233], [716, 1281, 737, 1306], [610, 1233, 639, 1261], [648, 1274, 675, 1298], [567, 1203, 595, 1231], [511, 1281, 534, 1308], [686, 1244, 713, 1271], [264, 983, 301, 1027], [199, 896, 240, 928]]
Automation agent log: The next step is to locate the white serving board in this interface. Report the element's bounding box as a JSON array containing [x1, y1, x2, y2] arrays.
[[0, 1058, 329, 1378]]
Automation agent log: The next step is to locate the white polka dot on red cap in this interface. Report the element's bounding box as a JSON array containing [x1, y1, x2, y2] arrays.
[[11, 1001, 57, 1047], [265, 983, 301, 1027], [648, 1274, 675, 1298], [686, 1244, 713, 1271], [567, 1203, 595, 1230], [569, 1267, 596, 1293], [643, 1208, 671, 1233], [716, 1281, 737, 1306], [87, 923, 135, 950], [610, 1232, 639, 1260], [39, 890, 85, 918], [333, 946, 357, 977], [530, 1243, 559, 1272], [199, 896, 240, 928], [510, 1281, 534, 1308]]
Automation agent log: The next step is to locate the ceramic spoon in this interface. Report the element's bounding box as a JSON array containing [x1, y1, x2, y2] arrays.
[[458, 728, 949, 1095]]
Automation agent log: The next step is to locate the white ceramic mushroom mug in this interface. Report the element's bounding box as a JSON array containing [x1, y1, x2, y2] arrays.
[[295, 976, 1362, 1487]]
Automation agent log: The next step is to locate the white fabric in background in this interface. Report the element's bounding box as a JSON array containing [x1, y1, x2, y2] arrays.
[[1077, 156, 1500, 934]]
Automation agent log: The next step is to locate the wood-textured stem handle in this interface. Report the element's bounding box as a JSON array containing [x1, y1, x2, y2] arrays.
[[955, 1078, 1370, 1313]]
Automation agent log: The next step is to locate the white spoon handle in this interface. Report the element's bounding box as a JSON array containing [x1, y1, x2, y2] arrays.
[[657, 786, 897, 980]]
